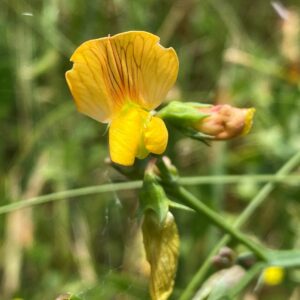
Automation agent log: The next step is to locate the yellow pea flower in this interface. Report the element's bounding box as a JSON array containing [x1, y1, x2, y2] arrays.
[[66, 31, 179, 166], [262, 266, 285, 286]]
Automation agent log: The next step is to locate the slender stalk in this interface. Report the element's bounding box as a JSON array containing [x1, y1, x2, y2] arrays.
[[175, 186, 268, 261], [179, 174, 300, 185], [179, 150, 300, 300], [0, 174, 299, 216], [229, 263, 265, 298], [209, 143, 226, 252], [0, 181, 141, 216]]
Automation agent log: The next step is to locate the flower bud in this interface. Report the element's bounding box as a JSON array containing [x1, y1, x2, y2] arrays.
[[193, 104, 255, 140], [212, 247, 236, 269], [158, 101, 255, 142]]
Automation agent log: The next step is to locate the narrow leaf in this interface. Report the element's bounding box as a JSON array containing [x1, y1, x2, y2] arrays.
[[267, 249, 300, 267]]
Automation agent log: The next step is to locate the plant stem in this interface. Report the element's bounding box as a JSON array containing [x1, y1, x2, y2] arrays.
[[179, 150, 300, 300], [175, 186, 268, 261], [0, 181, 141, 216], [0, 174, 299, 216], [179, 174, 300, 185], [228, 263, 266, 298]]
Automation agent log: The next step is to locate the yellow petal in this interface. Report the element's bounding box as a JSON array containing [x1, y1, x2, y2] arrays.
[[144, 116, 168, 154], [142, 211, 179, 300], [109, 104, 146, 166], [66, 31, 179, 122], [241, 107, 256, 136], [262, 266, 284, 286]]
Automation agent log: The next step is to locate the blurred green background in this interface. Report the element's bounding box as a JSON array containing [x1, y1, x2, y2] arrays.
[[1, 0, 300, 299]]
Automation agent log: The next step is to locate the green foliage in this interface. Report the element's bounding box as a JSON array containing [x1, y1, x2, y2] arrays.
[[140, 171, 169, 224], [1, 0, 300, 299], [268, 250, 300, 268]]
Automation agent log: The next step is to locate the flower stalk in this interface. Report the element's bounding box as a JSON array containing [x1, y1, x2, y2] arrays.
[[157, 158, 268, 261], [173, 185, 268, 261], [179, 150, 300, 300]]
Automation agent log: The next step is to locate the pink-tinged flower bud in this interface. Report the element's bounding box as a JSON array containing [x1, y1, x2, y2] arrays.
[[193, 105, 255, 140]]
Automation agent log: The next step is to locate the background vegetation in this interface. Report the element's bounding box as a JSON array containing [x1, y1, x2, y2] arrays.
[[1, 0, 300, 299]]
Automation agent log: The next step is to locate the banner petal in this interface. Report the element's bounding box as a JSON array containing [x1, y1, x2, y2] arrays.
[[66, 31, 179, 122]]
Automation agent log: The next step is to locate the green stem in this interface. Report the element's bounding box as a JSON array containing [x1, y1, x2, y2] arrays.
[[179, 150, 300, 300], [0, 174, 299, 216], [0, 181, 141, 215], [175, 186, 268, 261], [228, 263, 266, 298], [180, 174, 300, 185]]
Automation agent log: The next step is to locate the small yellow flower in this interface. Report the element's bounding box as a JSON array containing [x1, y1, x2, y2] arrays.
[[262, 266, 285, 286], [66, 31, 179, 166]]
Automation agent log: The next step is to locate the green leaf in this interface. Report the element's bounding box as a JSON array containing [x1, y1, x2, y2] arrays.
[[174, 126, 213, 144], [267, 249, 300, 267]]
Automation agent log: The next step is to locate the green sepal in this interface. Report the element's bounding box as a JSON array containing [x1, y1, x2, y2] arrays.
[[157, 101, 214, 144], [175, 125, 214, 144], [139, 171, 169, 225], [157, 101, 210, 124]]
